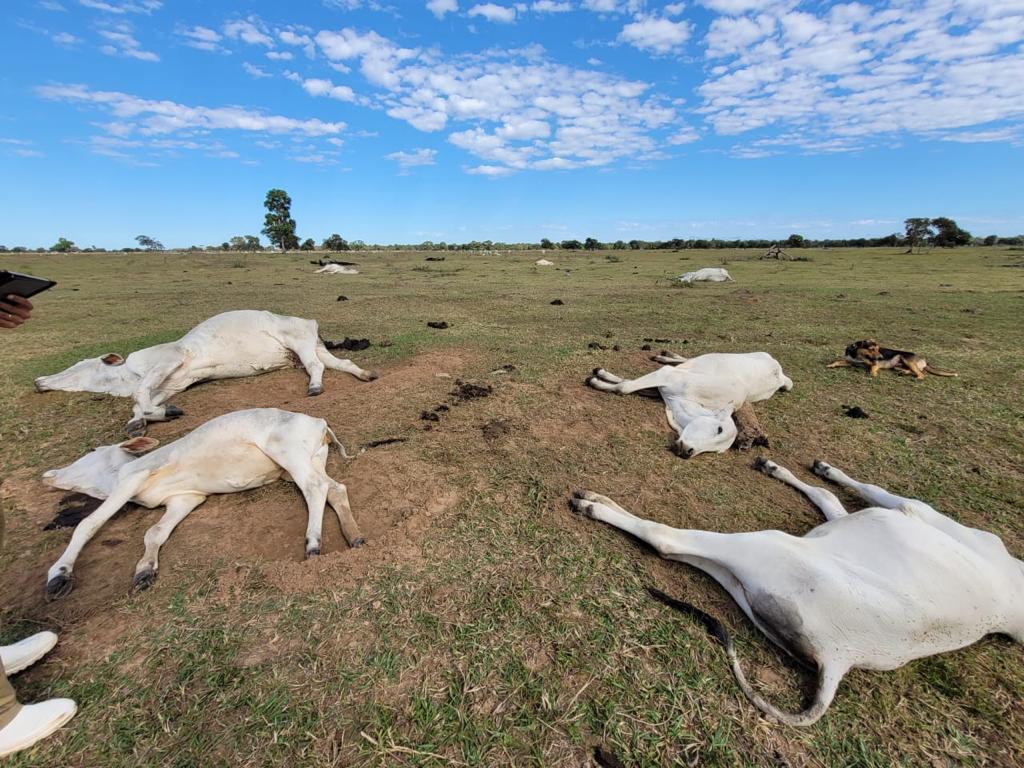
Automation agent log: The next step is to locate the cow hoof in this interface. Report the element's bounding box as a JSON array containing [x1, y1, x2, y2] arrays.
[[585, 376, 597, 388], [365, 371, 381, 381], [164, 405, 184, 419], [591, 367, 602, 377], [125, 419, 147, 437], [133, 568, 157, 591], [812, 459, 831, 477], [350, 537, 365, 548], [305, 546, 320, 559], [754, 457, 775, 475], [45, 574, 73, 601], [307, 385, 323, 397]]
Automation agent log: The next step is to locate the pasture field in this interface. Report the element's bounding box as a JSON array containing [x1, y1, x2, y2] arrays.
[[1, 246, 1022, 767]]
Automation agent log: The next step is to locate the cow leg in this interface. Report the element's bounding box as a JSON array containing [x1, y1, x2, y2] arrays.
[[327, 480, 364, 547], [811, 461, 912, 509], [587, 367, 677, 395], [650, 351, 687, 365], [591, 368, 624, 384], [45, 471, 150, 599], [127, 359, 184, 435], [315, 344, 379, 382], [570, 490, 729, 559], [291, 344, 327, 396], [755, 459, 847, 520], [132, 493, 205, 591]]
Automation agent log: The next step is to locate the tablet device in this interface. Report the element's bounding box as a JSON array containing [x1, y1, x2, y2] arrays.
[[0, 270, 57, 299]]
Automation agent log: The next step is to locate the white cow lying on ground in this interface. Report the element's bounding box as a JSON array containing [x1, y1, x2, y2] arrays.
[[35, 310, 379, 436], [535, 259, 554, 266], [316, 264, 359, 274], [41, 408, 364, 598], [572, 458, 1024, 726], [587, 351, 792, 457], [678, 267, 732, 283]]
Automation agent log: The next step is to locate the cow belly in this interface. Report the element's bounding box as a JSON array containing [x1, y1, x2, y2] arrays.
[[136, 447, 284, 501]]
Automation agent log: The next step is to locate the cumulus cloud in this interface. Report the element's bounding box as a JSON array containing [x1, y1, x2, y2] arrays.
[[98, 24, 158, 61], [223, 18, 274, 47], [301, 77, 357, 101], [386, 147, 438, 172], [178, 25, 222, 51], [531, 1, 571, 12], [242, 62, 271, 78], [697, 0, 1024, 154], [426, 0, 458, 17], [267, 50, 293, 60], [619, 16, 692, 54], [52, 32, 81, 45], [468, 3, 517, 23], [304, 30, 686, 174]]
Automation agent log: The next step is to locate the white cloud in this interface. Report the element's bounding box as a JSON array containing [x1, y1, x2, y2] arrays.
[[37, 83, 345, 139], [619, 16, 692, 54], [279, 29, 317, 58], [581, 0, 644, 12], [223, 18, 274, 47], [79, 0, 161, 13], [39, 1, 66, 10], [52, 32, 80, 45], [385, 147, 438, 172], [243, 62, 271, 78], [698, 0, 1024, 154], [301, 77, 357, 101], [664, 2, 686, 15], [98, 24, 159, 61], [267, 50, 293, 60], [178, 25, 222, 51], [532, 1, 571, 12], [427, 0, 458, 17], [466, 164, 515, 175], [468, 3, 517, 23], [698, 0, 777, 14]]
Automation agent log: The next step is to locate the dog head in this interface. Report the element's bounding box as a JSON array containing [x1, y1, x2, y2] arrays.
[[846, 339, 881, 363]]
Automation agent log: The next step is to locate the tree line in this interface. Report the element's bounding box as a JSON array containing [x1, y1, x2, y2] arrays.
[[4, 190, 1020, 254]]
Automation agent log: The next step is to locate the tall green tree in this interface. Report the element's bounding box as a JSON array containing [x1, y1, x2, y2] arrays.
[[322, 234, 349, 251], [931, 217, 971, 247], [584, 237, 600, 250], [51, 237, 76, 253], [903, 218, 934, 253], [262, 189, 299, 251], [135, 234, 165, 252]]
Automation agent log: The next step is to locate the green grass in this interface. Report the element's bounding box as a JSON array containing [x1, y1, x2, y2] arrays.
[[1, 247, 1023, 766]]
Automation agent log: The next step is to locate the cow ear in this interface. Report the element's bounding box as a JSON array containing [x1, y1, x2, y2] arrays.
[[102, 353, 125, 366], [119, 437, 159, 456]]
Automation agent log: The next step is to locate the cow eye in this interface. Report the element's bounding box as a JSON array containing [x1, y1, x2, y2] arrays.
[[717, 426, 724, 434]]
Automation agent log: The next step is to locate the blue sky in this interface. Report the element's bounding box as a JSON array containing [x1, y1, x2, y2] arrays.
[[1, 0, 1022, 248]]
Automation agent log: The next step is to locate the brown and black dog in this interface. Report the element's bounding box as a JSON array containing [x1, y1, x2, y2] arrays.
[[827, 340, 958, 380]]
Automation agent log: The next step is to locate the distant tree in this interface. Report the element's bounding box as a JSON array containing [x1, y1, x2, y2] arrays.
[[931, 217, 971, 247], [220, 241, 231, 251], [135, 234, 165, 252], [0, 246, 7, 252], [983, 234, 998, 246], [786, 233, 805, 248], [539, 238, 554, 250], [244, 235, 262, 252], [627, 239, 643, 250], [51, 237, 76, 253], [228, 235, 261, 252], [560, 239, 582, 250], [262, 188, 299, 251], [584, 237, 600, 251], [322, 234, 350, 252], [903, 218, 934, 253], [300, 238, 316, 251], [612, 240, 627, 250], [349, 240, 367, 251], [11, 246, 27, 253]]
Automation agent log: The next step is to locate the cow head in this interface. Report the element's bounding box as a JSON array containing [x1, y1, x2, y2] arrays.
[[674, 411, 737, 458], [42, 437, 159, 498], [34, 353, 138, 397]]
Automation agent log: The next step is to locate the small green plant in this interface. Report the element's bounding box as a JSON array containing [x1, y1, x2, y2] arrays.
[[605, 254, 621, 263]]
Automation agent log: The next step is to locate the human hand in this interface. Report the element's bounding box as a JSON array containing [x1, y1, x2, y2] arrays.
[[0, 294, 34, 329]]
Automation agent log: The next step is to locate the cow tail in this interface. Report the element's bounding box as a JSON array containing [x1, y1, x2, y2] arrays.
[[646, 587, 840, 727], [326, 427, 363, 459]]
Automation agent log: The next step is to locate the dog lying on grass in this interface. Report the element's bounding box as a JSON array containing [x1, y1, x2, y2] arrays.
[[827, 340, 957, 379]]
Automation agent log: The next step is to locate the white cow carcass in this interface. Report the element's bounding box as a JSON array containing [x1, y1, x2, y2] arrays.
[[572, 458, 1024, 725], [535, 259, 554, 266], [587, 351, 792, 457], [34, 310, 379, 435], [678, 267, 732, 283], [41, 408, 365, 598], [316, 264, 359, 274]]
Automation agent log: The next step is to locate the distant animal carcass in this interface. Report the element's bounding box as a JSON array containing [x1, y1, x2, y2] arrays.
[[535, 259, 554, 266], [316, 264, 360, 275], [678, 267, 732, 283]]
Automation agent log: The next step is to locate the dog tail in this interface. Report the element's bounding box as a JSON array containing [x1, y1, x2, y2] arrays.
[[924, 365, 958, 377], [646, 586, 838, 727]]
